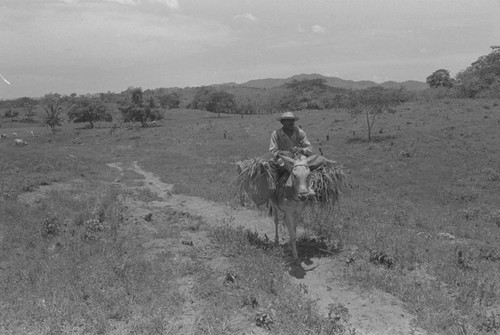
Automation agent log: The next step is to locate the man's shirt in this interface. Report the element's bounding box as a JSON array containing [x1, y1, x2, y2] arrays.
[[269, 127, 313, 158]]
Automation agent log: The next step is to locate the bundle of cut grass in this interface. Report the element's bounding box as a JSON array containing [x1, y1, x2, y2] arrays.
[[235, 158, 275, 207], [236, 157, 350, 208], [309, 164, 351, 205]]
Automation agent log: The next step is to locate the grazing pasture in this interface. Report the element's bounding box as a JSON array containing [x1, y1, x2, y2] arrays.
[[1, 98, 500, 334]]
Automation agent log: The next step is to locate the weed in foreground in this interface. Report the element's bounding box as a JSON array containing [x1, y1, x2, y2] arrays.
[[204, 224, 351, 334]]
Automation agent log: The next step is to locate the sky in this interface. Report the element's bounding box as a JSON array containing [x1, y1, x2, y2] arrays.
[[1, 0, 499, 99]]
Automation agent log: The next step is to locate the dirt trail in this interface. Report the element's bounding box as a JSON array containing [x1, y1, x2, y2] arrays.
[[109, 161, 427, 335]]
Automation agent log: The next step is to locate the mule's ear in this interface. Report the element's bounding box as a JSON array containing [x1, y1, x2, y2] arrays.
[[325, 158, 337, 165], [305, 154, 321, 165], [306, 154, 337, 170]]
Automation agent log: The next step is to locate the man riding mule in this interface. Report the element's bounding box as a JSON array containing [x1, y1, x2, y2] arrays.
[[236, 112, 347, 261], [269, 112, 314, 197], [267, 112, 335, 260], [269, 112, 330, 197]]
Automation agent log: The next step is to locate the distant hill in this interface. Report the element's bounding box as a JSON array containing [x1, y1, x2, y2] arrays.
[[239, 73, 427, 91], [380, 80, 428, 91]]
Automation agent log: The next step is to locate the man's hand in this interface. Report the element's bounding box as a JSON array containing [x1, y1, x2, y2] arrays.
[[276, 150, 293, 158], [291, 147, 303, 155]]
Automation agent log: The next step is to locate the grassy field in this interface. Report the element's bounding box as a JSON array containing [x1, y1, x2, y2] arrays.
[[1, 98, 500, 334]]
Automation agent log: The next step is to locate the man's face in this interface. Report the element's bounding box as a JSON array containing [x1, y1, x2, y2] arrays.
[[281, 119, 295, 130]]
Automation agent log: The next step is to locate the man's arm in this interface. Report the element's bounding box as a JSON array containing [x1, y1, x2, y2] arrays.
[[269, 130, 280, 158], [298, 129, 313, 156]]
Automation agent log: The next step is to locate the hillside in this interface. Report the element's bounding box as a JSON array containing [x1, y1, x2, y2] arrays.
[[240, 73, 427, 91]]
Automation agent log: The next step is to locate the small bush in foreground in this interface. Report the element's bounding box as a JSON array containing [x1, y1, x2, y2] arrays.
[[206, 225, 354, 334]]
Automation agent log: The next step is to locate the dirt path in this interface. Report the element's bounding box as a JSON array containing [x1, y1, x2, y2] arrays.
[[109, 161, 427, 335]]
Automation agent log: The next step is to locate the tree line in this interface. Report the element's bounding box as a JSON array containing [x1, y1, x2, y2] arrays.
[[2, 45, 498, 133], [426, 46, 500, 98]]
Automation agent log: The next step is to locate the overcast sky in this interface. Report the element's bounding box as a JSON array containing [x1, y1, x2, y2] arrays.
[[1, 0, 499, 99]]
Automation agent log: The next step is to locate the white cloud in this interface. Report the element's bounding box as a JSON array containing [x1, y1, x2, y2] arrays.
[[311, 24, 326, 34], [59, 0, 179, 9], [163, 0, 179, 9], [234, 13, 258, 21]]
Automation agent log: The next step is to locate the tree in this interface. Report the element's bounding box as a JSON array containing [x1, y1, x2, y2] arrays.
[[426, 69, 454, 88], [42, 94, 63, 134], [158, 92, 180, 109], [468, 46, 500, 76], [206, 91, 237, 117], [23, 101, 36, 121], [68, 96, 112, 129], [131, 88, 143, 105], [119, 88, 163, 127], [188, 86, 216, 110], [278, 94, 301, 111], [455, 46, 500, 98], [349, 87, 400, 142]]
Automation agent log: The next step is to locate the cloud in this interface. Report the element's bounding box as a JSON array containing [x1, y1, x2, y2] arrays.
[[59, 0, 179, 9], [311, 24, 326, 34], [1, 2, 233, 73], [234, 13, 258, 21], [112, 0, 179, 9]]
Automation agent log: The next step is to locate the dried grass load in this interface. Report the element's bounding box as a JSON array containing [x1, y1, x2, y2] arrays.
[[236, 157, 350, 208], [236, 158, 276, 207], [309, 164, 350, 204]]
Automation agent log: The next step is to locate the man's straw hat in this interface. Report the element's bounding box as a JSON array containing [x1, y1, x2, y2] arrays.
[[277, 112, 299, 121]]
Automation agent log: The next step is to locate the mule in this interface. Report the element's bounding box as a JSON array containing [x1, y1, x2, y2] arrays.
[[268, 154, 323, 260], [236, 154, 336, 261]]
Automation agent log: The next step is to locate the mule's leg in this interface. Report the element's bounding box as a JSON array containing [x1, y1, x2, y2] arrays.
[[272, 206, 280, 245], [285, 213, 298, 260]]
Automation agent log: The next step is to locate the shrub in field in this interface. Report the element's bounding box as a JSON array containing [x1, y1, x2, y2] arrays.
[[483, 167, 500, 182], [83, 218, 105, 240], [4, 107, 19, 121], [40, 211, 61, 237], [348, 87, 403, 142], [369, 249, 395, 268], [23, 99, 36, 121], [42, 94, 63, 134]]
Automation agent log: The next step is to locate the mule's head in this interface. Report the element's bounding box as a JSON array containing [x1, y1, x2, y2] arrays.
[[280, 155, 316, 201]]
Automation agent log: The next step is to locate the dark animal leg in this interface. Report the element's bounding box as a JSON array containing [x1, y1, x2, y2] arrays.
[[273, 206, 280, 245], [285, 213, 298, 260]]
